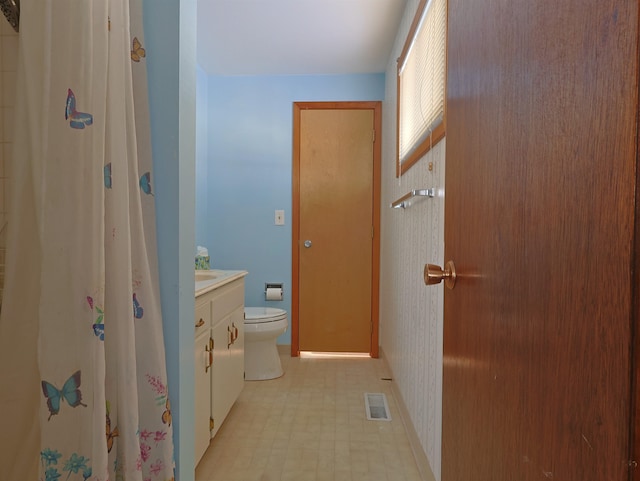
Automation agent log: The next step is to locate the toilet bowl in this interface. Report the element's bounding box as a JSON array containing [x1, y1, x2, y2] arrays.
[[244, 307, 288, 381]]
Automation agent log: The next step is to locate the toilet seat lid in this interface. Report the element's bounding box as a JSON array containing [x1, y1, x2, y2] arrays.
[[244, 307, 287, 324]]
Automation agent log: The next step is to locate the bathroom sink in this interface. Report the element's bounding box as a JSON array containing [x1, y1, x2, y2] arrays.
[[195, 270, 248, 297], [195, 271, 218, 282]]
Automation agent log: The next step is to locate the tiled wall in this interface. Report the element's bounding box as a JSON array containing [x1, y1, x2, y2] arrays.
[[0, 18, 17, 302], [379, 1, 445, 480]]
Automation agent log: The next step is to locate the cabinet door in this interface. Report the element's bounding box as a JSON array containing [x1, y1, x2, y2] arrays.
[[210, 318, 230, 439], [194, 300, 210, 337], [194, 330, 211, 465], [227, 306, 245, 402]]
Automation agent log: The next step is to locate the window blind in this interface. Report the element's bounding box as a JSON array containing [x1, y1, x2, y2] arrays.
[[397, 0, 446, 172]]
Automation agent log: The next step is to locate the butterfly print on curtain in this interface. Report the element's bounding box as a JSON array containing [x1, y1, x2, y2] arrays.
[[41, 371, 87, 421]]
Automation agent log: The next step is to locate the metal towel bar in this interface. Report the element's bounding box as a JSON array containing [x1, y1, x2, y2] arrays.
[[390, 188, 435, 209]]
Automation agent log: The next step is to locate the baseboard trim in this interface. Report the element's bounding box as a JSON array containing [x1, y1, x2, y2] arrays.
[[380, 347, 437, 481]]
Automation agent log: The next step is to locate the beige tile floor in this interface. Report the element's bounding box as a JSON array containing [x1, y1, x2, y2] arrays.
[[195, 353, 423, 481]]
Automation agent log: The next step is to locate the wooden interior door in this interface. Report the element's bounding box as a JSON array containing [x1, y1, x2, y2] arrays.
[[292, 102, 381, 355], [442, 0, 638, 479]]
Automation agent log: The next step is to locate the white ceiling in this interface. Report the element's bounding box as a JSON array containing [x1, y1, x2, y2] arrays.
[[196, 0, 408, 76]]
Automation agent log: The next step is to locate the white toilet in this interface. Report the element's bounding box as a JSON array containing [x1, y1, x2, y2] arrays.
[[244, 307, 288, 381]]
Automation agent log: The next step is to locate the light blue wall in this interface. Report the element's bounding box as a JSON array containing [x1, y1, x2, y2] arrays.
[[144, 1, 196, 480], [145, 5, 384, 479], [199, 74, 385, 345], [196, 66, 209, 248]]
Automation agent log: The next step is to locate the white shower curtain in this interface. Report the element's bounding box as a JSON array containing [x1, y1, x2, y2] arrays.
[[0, 1, 175, 480]]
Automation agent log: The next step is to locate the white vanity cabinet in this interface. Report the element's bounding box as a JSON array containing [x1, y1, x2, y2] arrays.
[[210, 304, 244, 438], [194, 298, 212, 465], [208, 280, 244, 438], [194, 271, 246, 465]]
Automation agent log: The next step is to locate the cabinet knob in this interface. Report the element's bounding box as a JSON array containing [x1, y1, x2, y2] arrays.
[[195, 318, 205, 328]]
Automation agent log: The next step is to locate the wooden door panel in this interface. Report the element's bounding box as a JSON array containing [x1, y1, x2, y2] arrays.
[[443, 0, 638, 479], [299, 109, 373, 352]]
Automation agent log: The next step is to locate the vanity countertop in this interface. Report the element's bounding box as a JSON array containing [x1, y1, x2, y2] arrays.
[[195, 269, 248, 298]]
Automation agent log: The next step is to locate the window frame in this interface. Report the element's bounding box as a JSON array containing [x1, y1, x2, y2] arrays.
[[396, 0, 447, 177]]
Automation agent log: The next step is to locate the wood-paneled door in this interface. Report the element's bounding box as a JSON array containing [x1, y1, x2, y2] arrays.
[[292, 102, 381, 356], [441, 0, 639, 479]]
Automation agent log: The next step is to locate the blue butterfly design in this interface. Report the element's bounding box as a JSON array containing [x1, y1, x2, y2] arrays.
[[139, 172, 154, 196], [87, 296, 104, 341], [93, 322, 105, 340], [65, 89, 93, 129], [133, 293, 144, 319], [41, 371, 87, 421], [104, 163, 112, 189]]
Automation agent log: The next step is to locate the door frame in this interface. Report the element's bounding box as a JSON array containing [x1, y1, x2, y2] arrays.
[[291, 101, 382, 358], [631, 69, 640, 477]]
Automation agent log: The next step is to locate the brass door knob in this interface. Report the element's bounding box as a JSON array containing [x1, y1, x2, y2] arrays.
[[424, 261, 457, 289]]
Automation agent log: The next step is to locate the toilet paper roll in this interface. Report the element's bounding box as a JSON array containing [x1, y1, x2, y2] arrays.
[[265, 287, 283, 301]]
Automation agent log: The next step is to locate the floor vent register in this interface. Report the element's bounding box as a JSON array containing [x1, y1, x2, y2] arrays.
[[364, 392, 391, 421]]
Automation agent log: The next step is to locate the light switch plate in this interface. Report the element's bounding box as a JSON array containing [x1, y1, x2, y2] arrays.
[[275, 210, 285, 225]]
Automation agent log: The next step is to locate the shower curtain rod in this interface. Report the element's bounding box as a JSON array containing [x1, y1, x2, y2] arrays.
[[0, 0, 19, 32]]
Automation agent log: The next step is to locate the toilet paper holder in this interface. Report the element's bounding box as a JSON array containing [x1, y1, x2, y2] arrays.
[[265, 283, 284, 301]]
